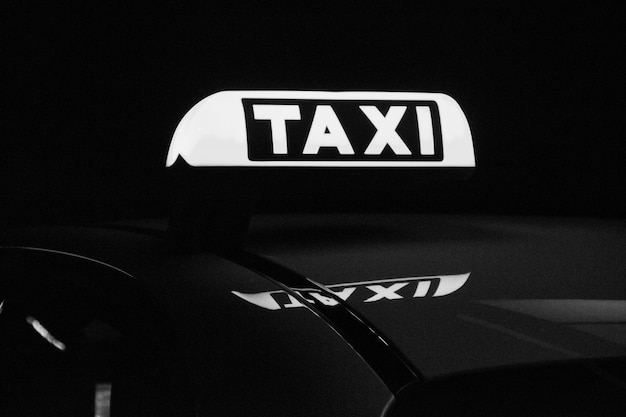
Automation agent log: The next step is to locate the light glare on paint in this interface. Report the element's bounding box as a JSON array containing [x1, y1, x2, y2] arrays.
[[26, 316, 66, 351], [232, 273, 470, 310]]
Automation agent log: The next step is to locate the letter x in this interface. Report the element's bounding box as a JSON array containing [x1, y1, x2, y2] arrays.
[[361, 106, 411, 155], [364, 283, 408, 302]]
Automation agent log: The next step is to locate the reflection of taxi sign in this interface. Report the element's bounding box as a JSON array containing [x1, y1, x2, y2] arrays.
[[166, 91, 474, 167]]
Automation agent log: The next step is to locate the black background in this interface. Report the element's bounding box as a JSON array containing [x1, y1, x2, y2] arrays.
[[2, 2, 624, 225]]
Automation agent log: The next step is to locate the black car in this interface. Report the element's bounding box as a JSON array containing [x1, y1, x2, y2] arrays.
[[3, 88, 626, 416]]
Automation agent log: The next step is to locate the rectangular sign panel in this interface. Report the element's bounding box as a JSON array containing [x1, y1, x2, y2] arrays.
[[243, 99, 443, 161]]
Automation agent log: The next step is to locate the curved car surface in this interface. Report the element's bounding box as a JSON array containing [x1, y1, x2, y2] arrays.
[[2, 213, 626, 416], [3, 86, 626, 415]]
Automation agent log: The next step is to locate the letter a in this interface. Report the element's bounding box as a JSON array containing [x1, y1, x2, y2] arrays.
[[303, 105, 354, 154]]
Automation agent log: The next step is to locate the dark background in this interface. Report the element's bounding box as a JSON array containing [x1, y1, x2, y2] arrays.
[[2, 3, 624, 225]]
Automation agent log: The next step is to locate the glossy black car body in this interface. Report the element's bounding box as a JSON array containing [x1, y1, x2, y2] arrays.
[[2, 213, 626, 416]]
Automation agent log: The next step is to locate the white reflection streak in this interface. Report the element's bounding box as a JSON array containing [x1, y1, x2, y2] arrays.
[[0, 246, 134, 278], [0, 300, 4, 315], [95, 383, 112, 417], [26, 316, 66, 351]]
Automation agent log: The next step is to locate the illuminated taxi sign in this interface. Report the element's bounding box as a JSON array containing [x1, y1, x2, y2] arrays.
[[166, 91, 474, 167]]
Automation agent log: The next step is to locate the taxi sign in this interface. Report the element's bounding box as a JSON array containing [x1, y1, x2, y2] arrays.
[[166, 91, 474, 168]]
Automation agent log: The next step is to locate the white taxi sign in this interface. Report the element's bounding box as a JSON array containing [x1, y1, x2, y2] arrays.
[[166, 91, 474, 168]]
